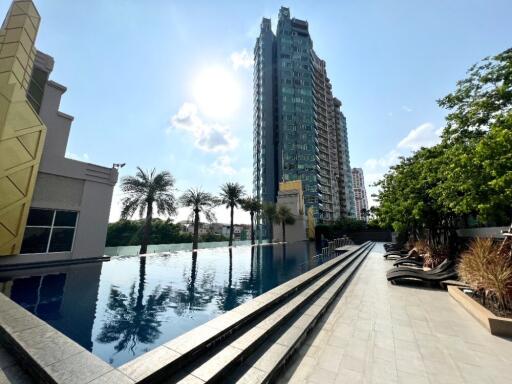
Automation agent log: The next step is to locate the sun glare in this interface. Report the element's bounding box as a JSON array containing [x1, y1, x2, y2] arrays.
[[192, 66, 241, 119]]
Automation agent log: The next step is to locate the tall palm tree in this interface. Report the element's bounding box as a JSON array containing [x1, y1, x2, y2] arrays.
[[275, 204, 295, 243], [179, 188, 218, 251], [262, 203, 277, 242], [219, 182, 245, 246], [120, 167, 177, 254], [241, 197, 262, 245]]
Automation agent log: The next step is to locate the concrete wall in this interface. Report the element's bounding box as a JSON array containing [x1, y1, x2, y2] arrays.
[[0, 48, 117, 265]]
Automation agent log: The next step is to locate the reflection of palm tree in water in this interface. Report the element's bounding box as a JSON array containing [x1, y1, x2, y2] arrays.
[[171, 252, 216, 316], [96, 257, 172, 355]]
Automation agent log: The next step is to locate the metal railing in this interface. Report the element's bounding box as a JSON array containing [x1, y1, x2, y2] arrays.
[[300, 237, 355, 272]]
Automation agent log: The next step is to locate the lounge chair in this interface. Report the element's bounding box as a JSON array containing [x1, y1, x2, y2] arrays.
[[393, 258, 424, 267], [386, 259, 457, 287], [383, 250, 409, 259], [384, 243, 405, 252]]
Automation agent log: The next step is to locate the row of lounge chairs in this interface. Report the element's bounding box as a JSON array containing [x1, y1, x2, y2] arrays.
[[383, 242, 458, 287]]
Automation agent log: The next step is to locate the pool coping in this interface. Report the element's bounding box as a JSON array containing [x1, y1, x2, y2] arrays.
[[0, 242, 369, 383], [0, 292, 133, 384], [118, 242, 371, 383]]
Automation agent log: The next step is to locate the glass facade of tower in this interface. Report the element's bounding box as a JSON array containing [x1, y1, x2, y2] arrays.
[[253, 7, 354, 223]]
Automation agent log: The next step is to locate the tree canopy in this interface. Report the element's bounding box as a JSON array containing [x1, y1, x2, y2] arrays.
[[375, 48, 512, 244]]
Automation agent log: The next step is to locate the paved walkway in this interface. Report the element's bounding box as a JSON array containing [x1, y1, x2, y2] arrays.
[[279, 243, 512, 384]]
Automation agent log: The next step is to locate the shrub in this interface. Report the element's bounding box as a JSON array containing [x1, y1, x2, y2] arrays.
[[423, 243, 449, 268], [458, 238, 512, 310]]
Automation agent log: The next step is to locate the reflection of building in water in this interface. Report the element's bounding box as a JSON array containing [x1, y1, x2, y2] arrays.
[[0, 262, 102, 350], [256, 241, 315, 293], [273, 181, 308, 243]]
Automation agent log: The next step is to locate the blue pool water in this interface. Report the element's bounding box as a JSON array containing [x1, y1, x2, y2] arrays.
[[0, 242, 321, 367]]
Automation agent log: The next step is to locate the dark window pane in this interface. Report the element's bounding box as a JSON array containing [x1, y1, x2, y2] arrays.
[[21, 227, 51, 253], [26, 209, 53, 226], [54, 211, 77, 227], [49, 228, 75, 252]]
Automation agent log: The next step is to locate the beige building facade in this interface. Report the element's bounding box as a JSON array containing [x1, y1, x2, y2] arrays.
[[0, 1, 117, 265]]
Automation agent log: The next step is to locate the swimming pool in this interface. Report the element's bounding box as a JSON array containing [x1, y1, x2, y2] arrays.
[[0, 242, 321, 367]]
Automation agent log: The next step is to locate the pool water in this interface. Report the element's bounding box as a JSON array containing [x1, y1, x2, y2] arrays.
[[0, 242, 320, 367]]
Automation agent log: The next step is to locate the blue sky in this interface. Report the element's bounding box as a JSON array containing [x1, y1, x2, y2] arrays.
[[3, 1, 511, 224]]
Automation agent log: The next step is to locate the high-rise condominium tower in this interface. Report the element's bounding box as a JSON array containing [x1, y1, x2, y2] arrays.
[[253, 7, 354, 223], [352, 168, 369, 222]]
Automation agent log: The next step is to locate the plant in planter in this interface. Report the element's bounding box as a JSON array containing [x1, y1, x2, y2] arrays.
[[423, 243, 449, 268], [458, 237, 512, 314]]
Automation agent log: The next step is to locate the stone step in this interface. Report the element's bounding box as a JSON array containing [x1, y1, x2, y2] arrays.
[[227, 243, 374, 383], [166, 242, 374, 384], [119, 242, 373, 384]]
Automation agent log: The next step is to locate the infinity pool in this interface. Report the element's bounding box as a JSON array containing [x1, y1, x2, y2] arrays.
[[0, 242, 320, 367]]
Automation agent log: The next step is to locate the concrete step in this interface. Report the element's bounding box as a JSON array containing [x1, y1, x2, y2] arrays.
[[166, 242, 374, 384], [120, 242, 373, 384], [228, 243, 374, 383]]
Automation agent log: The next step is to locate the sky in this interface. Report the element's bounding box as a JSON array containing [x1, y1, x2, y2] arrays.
[[2, 0, 511, 224]]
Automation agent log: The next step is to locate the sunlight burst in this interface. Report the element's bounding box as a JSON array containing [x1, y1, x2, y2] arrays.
[[192, 66, 241, 119]]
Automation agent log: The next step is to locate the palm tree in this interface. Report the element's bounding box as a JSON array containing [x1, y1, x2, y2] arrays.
[[179, 188, 218, 251], [275, 204, 295, 243], [262, 203, 277, 242], [219, 182, 245, 246], [241, 197, 262, 245], [120, 167, 177, 255]]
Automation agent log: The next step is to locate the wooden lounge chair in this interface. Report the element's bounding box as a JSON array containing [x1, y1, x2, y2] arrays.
[[389, 258, 452, 274], [383, 250, 409, 259], [393, 258, 424, 267], [386, 260, 457, 287]]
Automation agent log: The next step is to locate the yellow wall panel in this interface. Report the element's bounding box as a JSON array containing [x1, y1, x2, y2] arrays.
[[0, 0, 46, 256]]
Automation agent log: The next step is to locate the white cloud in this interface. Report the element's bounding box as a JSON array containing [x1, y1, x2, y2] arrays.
[[364, 149, 401, 171], [397, 122, 442, 151], [362, 122, 441, 207], [401, 105, 413, 112], [230, 49, 253, 70], [205, 155, 237, 176], [66, 152, 90, 162], [169, 102, 238, 153]]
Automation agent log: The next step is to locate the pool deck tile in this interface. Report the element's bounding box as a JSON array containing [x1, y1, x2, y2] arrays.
[[44, 350, 113, 384], [87, 369, 135, 384], [14, 325, 84, 367], [278, 243, 512, 384], [119, 345, 181, 382]]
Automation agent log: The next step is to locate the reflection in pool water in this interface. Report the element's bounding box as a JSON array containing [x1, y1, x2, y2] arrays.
[[0, 242, 321, 367]]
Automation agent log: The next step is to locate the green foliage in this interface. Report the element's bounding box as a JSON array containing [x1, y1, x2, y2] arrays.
[[375, 48, 512, 243], [275, 205, 295, 226], [120, 167, 177, 220], [106, 219, 192, 247]]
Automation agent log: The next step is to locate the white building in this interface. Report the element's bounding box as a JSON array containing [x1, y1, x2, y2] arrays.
[[352, 168, 369, 222]]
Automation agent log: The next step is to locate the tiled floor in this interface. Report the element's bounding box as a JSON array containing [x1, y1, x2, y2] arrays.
[[279, 243, 512, 384]]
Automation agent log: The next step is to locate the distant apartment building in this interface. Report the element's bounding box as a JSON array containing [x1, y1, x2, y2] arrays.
[[352, 168, 369, 222], [253, 7, 355, 223], [0, 1, 117, 264]]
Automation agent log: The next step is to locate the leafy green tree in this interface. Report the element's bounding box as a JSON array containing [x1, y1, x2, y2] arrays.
[[241, 197, 262, 245], [219, 182, 245, 246], [375, 48, 512, 248], [275, 205, 295, 243], [120, 167, 177, 254], [262, 203, 277, 241], [179, 188, 218, 251], [108, 219, 235, 247]]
